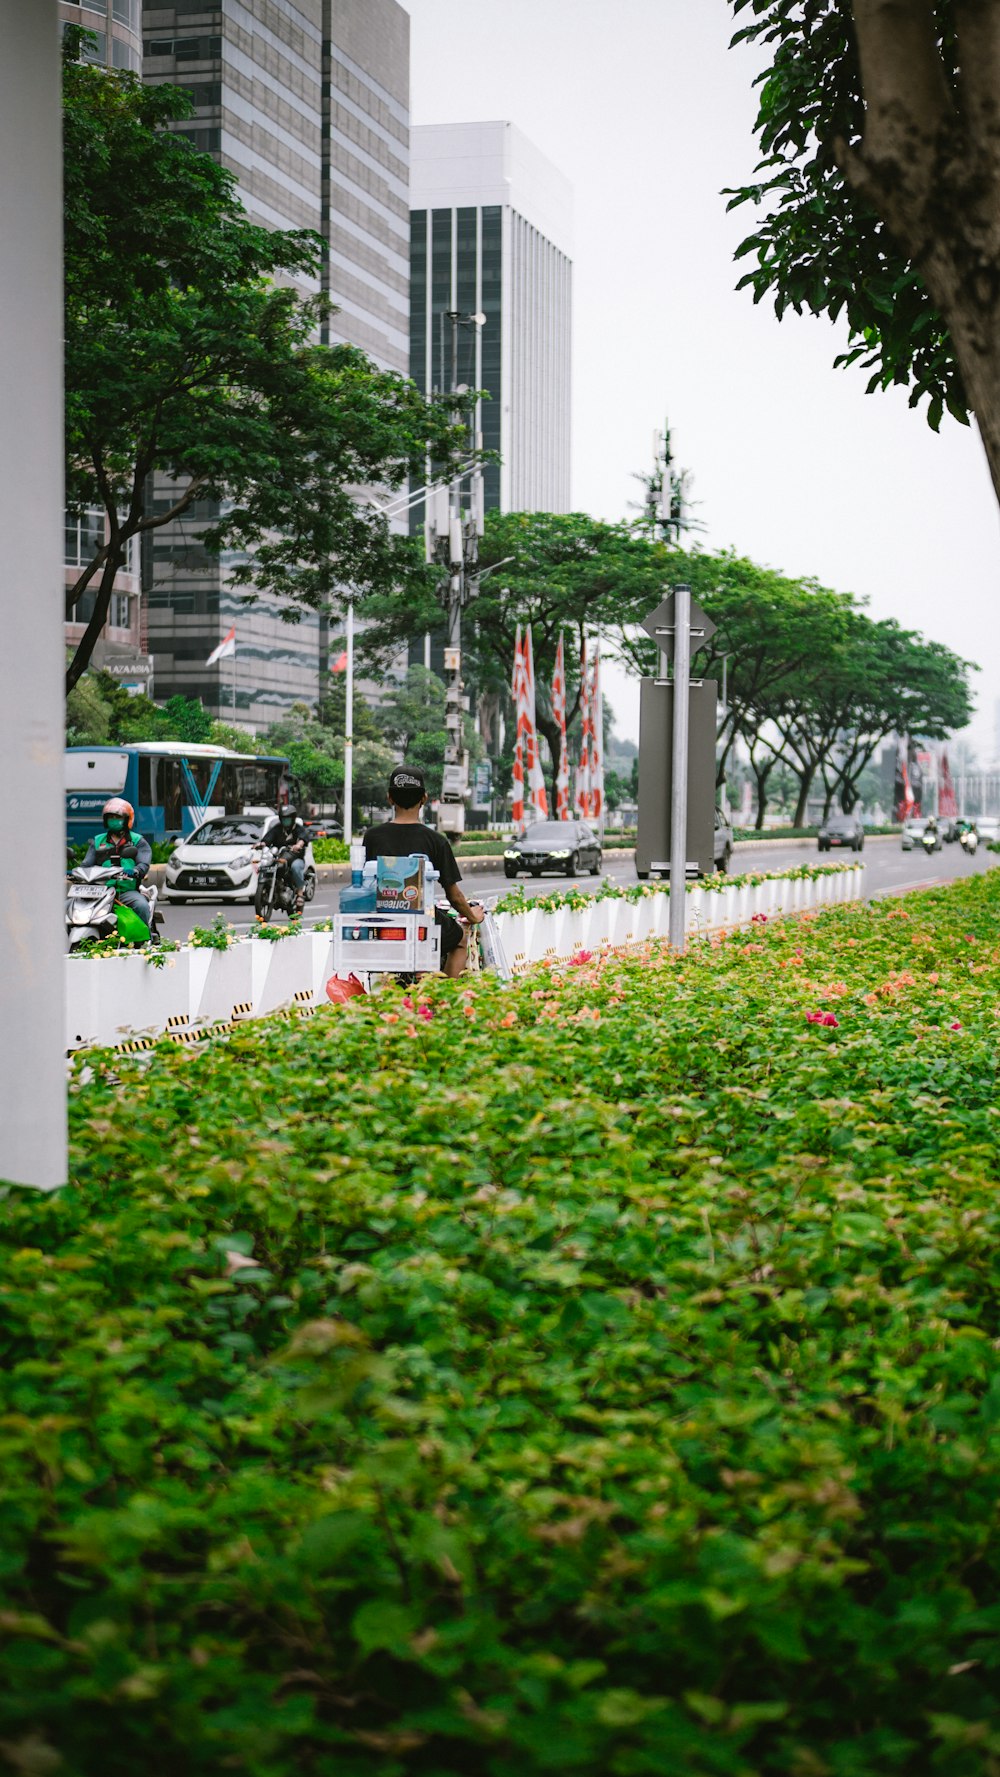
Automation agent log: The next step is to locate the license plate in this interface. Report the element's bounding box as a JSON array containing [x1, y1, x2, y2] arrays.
[[191, 875, 217, 888], [73, 885, 106, 899]]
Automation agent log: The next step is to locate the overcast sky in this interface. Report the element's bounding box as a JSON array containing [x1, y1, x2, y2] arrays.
[[402, 0, 999, 753]]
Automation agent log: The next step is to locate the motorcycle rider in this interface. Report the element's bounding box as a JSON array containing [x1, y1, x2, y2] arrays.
[[81, 798, 153, 930], [922, 813, 939, 850], [261, 804, 308, 916]]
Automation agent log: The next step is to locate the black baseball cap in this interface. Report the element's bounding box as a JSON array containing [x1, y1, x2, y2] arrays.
[[388, 766, 426, 805]]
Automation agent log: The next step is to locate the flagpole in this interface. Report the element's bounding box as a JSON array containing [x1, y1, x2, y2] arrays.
[[344, 600, 354, 841], [232, 642, 237, 718]]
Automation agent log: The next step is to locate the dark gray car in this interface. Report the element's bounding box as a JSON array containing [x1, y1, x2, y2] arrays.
[[503, 820, 602, 878], [818, 812, 864, 853]]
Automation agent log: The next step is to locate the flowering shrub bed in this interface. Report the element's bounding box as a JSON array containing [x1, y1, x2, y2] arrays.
[[2, 874, 999, 1774], [494, 858, 859, 916]]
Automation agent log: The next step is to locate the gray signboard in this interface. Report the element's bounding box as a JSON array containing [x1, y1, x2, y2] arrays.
[[636, 679, 718, 877]]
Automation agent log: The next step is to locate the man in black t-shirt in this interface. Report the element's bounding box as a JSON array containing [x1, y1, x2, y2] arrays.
[[364, 766, 484, 976]]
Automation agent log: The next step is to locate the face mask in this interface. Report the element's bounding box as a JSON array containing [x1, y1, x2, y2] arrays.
[[106, 818, 124, 833]]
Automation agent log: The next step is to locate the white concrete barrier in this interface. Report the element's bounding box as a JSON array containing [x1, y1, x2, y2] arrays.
[[65, 866, 865, 1049]]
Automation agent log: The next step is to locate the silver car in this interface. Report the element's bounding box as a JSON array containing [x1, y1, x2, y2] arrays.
[[162, 812, 317, 904]]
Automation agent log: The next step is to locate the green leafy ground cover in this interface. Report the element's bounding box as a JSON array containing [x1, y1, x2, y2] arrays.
[[2, 876, 999, 1774]]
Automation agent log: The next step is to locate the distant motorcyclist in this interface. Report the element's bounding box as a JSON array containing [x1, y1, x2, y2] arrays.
[[81, 798, 152, 930], [261, 804, 308, 916], [961, 819, 979, 855]]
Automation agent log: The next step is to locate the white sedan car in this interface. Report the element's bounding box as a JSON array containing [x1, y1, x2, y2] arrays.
[[162, 812, 316, 904]]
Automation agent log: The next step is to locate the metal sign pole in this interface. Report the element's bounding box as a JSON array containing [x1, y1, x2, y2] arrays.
[[668, 582, 691, 952], [344, 600, 354, 841]]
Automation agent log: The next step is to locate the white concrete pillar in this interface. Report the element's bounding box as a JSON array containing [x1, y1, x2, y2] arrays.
[[0, 0, 66, 1188]]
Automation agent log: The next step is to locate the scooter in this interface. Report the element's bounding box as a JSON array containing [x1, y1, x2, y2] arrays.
[[921, 826, 939, 857], [66, 866, 158, 951], [960, 827, 979, 856]]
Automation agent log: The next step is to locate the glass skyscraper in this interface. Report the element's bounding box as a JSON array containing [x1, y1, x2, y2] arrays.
[[409, 121, 573, 517], [142, 0, 410, 729]]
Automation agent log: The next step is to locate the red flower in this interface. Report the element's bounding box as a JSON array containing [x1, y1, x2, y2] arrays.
[[751, 913, 768, 924], [949, 1020, 962, 1031], [570, 949, 594, 966], [806, 1010, 839, 1028]]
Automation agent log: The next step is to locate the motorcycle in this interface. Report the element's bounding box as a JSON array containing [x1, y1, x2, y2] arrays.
[[921, 826, 939, 857], [960, 827, 979, 856], [66, 866, 158, 951], [253, 842, 307, 922]]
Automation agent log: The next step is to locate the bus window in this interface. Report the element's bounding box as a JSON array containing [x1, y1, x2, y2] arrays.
[[160, 758, 183, 832], [137, 756, 157, 806]]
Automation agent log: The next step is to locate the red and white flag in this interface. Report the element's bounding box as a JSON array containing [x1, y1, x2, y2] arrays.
[[511, 625, 526, 831], [939, 749, 957, 819], [575, 639, 593, 819], [206, 625, 236, 665], [522, 626, 549, 824], [552, 632, 570, 820], [589, 640, 604, 827], [329, 650, 348, 673]]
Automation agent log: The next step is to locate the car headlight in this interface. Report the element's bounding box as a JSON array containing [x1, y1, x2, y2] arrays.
[[503, 849, 520, 859], [165, 860, 180, 879], [549, 849, 570, 859], [229, 852, 253, 869]]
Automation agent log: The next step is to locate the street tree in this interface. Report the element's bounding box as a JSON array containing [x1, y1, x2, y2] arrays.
[[727, 1, 1000, 504], [358, 511, 669, 805], [63, 38, 459, 693]]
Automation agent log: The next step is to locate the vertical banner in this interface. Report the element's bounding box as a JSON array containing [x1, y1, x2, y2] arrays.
[[575, 639, 592, 818], [511, 624, 525, 831], [523, 626, 549, 823], [552, 632, 570, 820], [589, 641, 604, 828]]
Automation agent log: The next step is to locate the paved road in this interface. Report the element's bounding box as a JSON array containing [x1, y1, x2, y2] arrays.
[[155, 837, 998, 942]]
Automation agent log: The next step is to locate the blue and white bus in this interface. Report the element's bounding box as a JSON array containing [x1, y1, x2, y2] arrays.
[[66, 743, 292, 846]]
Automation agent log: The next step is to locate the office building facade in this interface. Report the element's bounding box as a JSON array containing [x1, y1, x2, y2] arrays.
[[142, 0, 410, 729], [409, 121, 573, 517], [61, 2, 150, 693]]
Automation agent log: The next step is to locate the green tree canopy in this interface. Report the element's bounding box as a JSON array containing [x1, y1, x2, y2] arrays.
[[358, 511, 669, 801], [62, 37, 461, 691], [726, 1, 1000, 503]]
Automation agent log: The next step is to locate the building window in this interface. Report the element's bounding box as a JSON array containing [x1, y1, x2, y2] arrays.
[[112, 39, 141, 72], [172, 126, 222, 153], [112, 0, 141, 27], [111, 594, 131, 630], [144, 36, 222, 60], [65, 507, 105, 569], [62, 22, 107, 63]]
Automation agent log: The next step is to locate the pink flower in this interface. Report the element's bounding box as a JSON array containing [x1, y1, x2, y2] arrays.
[[806, 1010, 839, 1027], [570, 949, 594, 966], [417, 1003, 433, 1022], [949, 1020, 962, 1031], [401, 995, 414, 1010], [751, 913, 768, 925]]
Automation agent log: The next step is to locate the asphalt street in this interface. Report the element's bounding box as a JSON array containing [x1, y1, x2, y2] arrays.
[[154, 836, 999, 942]]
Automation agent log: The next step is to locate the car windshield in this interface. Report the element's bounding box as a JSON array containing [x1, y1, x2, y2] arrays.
[[188, 819, 265, 847], [522, 824, 574, 843], [826, 815, 856, 830]]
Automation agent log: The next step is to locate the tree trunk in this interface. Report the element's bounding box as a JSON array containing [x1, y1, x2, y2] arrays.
[[752, 758, 774, 829], [838, 0, 1000, 505], [65, 542, 125, 693], [792, 768, 815, 829]]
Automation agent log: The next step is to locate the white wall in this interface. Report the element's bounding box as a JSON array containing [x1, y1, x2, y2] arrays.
[[0, 0, 66, 1187]]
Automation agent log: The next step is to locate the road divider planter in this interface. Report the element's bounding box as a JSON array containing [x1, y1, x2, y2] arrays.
[[65, 864, 864, 1049]]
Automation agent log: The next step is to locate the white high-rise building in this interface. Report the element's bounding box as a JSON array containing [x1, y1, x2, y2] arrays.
[[409, 121, 573, 514]]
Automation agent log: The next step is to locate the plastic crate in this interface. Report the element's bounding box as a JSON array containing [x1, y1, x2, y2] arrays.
[[332, 911, 440, 975]]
